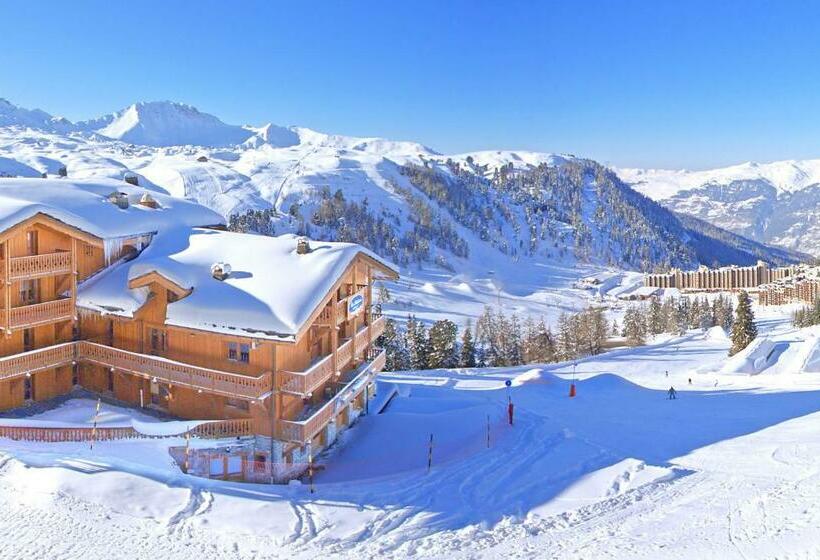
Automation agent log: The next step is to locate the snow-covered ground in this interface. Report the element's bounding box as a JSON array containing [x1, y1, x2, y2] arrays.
[[3, 305, 820, 558]]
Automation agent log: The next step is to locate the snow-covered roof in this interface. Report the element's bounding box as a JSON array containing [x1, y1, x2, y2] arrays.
[[0, 177, 224, 242], [78, 229, 399, 341]]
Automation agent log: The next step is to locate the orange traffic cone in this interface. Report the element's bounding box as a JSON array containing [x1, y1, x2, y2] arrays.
[[569, 383, 576, 397]]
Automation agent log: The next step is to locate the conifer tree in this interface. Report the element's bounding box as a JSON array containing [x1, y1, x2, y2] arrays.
[[648, 297, 664, 336], [505, 312, 524, 366], [406, 315, 430, 370], [623, 305, 646, 346], [556, 313, 575, 361], [459, 319, 477, 368], [382, 318, 411, 371], [428, 319, 458, 369], [729, 290, 757, 356]]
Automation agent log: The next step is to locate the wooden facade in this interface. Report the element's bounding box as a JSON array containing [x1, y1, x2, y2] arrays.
[[0, 213, 397, 473]]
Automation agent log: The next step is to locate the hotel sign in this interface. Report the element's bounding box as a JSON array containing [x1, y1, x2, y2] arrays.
[[347, 293, 365, 316]]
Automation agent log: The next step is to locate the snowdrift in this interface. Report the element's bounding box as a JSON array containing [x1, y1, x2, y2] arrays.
[[720, 337, 777, 375]]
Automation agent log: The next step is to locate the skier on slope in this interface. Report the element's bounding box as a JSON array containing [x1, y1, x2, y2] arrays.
[[668, 386, 677, 400]]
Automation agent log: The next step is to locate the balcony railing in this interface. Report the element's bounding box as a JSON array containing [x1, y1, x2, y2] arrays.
[[2, 298, 74, 330], [277, 314, 386, 398], [77, 342, 271, 400], [0, 340, 272, 400], [5, 252, 72, 281], [0, 342, 76, 382], [276, 347, 386, 443]]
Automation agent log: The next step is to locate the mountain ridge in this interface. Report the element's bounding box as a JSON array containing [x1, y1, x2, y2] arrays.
[[0, 97, 805, 272]]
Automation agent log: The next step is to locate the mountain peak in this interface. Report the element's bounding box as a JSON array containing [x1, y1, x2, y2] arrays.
[[75, 101, 256, 147]]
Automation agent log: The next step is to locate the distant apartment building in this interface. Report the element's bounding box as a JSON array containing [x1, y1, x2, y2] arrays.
[[644, 261, 797, 291], [758, 277, 820, 306]]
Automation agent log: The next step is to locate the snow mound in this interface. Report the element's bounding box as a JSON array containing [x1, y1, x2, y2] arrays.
[[531, 458, 677, 518], [720, 337, 777, 375], [705, 326, 729, 341]]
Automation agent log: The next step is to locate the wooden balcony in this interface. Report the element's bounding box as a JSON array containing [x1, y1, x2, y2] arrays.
[[0, 342, 76, 382], [277, 314, 386, 397], [77, 342, 272, 400], [276, 347, 386, 443], [0, 340, 272, 400], [2, 298, 74, 330], [5, 251, 72, 281]]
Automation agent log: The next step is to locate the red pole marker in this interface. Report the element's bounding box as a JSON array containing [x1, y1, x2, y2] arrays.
[[569, 383, 576, 398], [507, 397, 514, 426]]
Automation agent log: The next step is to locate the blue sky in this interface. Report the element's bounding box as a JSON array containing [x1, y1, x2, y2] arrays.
[[2, 1, 820, 168]]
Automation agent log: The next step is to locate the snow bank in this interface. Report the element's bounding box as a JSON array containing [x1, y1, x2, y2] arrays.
[[720, 337, 777, 374], [705, 326, 729, 341]]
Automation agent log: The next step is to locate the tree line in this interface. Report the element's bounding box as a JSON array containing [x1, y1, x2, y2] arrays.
[[380, 293, 745, 372]]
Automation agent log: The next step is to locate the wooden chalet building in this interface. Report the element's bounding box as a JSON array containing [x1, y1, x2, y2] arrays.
[[0, 177, 398, 480]]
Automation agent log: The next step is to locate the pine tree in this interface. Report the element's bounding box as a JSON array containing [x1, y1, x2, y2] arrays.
[[675, 300, 689, 335], [476, 306, 500, 367], [406, 315, 430, 370], [662, 297, 678, 333], [729, 290, 757, 356], [377, 284, 392, 306], [459, 319, 477, 368], [428, 319, 458, 369], [382, 318, 410, 371], [648, 297, 664, 336], [623, 306, 646, 346], [556, 313, 575, 361], [505, 313, 524, 365]]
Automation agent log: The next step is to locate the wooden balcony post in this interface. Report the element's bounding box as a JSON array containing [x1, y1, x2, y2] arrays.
[[331, 293, 338, 376], [351, 264, 357, 363], [70, 239, 78, 326], [3, 241, 9, 336]]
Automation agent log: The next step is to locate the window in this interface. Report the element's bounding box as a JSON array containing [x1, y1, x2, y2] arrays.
[[240, 343, 250, 363], [25, 230, 38, 255], [107, 370, 114, 392], [72, 363, 79, 386], [18, 280, 38, 305], [149, 328, 167, 354], [23, 376, 33, 401], [227, 342, 238, 361], [83, 245, 95, 257], [22, 328, 34, 352]]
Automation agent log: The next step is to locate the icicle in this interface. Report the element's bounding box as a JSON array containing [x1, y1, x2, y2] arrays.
[[103, 237, 124, 266]]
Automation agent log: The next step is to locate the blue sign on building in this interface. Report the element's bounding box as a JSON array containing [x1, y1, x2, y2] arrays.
[[348, 293, 364, 315]]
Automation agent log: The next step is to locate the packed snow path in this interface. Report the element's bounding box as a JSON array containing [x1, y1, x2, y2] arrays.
[[2, 314, 820, 558]]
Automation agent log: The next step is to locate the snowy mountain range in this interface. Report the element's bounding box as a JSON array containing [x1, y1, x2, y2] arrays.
[[0, 98, 804, 276], [618, 160, 820, 255]]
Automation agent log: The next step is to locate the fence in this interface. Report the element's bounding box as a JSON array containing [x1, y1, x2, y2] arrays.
[[169, 445, 309, 484], [0, 418, 256, 443]]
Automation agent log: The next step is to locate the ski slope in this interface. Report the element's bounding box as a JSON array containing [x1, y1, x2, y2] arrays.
[[2, 309, 820, 558]]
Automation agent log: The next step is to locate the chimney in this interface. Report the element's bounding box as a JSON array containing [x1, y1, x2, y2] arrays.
[[210, 262, 232, 281], [139, 193, 159, 209], [296, 237, 311, 255], [107, 191, 130, 209]]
